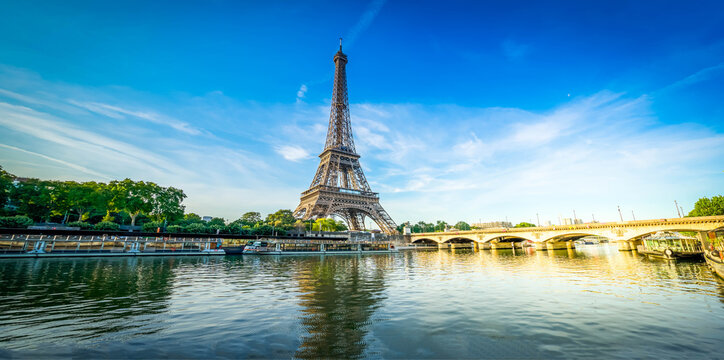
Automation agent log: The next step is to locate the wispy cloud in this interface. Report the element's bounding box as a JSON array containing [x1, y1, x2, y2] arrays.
[[68, 100, 202, 135], [0, 65, 722, 226], [295, 84, 308, 103], [0, 143, 110, 179], [656, 62, 724, 93], [344, 0, 387, 48], [275, 145, 311, 162]]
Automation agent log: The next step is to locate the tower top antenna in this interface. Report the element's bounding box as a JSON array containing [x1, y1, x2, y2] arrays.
[[339, 37, 343, 51]]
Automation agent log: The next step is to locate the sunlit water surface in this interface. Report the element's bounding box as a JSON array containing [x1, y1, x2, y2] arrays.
[[2, 246, 724, 359]]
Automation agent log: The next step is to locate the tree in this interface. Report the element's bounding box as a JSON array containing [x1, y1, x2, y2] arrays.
[[454, 221, 471, 231], [514, 222, 536, 228], [434, 220, 448, 232], [0, 166, 15, 215], [238, 211, 262, 226], [336, 220, 348, 231], [10, 178, 53, 222], [313, 218, 339, 232], [114, 179, 155, 230], [207, 217, 226, 226], [66, 181, 106, 222], [688, 196, 724, 217], [151, 186, 186, 222], [265, 209, 296, 230]]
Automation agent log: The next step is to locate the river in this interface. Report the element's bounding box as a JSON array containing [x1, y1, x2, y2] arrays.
[[1, 246, 724, 359]]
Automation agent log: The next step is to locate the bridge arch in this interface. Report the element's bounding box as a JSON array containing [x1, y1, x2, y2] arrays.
[[443, 237, 476, 244], [542, 232, 610, 243], [484, 235, 534, 243], [411, 238, 439, 245]]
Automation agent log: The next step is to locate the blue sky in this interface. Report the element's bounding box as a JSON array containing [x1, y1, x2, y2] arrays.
[[0, 0, 722, 226]]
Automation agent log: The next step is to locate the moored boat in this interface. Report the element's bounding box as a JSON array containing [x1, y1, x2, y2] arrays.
[[242, 238, 397, 255], [704, 250, 724, 279], [637, 231, 703, 260]]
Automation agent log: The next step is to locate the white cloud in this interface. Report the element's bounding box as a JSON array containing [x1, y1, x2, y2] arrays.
[[68, 100, 202, 135], [275, 145, 311, 162], [0, 65, 722, 225], [295, 84, 308, 103]]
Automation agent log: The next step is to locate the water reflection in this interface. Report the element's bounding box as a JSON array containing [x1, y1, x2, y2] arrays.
[[0, 257, 176, 346], [1, 249, 724, 358], [294, 255, 390, 359]]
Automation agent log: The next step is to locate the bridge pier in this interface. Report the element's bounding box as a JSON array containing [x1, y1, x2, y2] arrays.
[[616, 240, 641, 251], [479, 242, 491, 250], [449, 243, 473, 249], [546, 242, 569, 251], [490, 241, 513, 250]]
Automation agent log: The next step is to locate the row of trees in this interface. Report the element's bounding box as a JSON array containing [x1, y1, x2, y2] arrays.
[[0, 166, 350, 235], [396, 220, 536, 233], [0, 166, 185, 227]]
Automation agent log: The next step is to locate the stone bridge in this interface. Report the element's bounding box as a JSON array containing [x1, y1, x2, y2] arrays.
[[409, 215, 724, 251]]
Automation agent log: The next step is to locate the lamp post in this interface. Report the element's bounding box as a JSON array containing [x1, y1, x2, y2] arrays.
[[617, 206, 624, 222]]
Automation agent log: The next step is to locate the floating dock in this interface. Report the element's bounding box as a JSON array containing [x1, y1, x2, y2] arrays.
[[0, 233, 225, 258]]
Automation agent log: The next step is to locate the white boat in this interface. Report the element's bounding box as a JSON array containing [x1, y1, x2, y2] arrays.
[[242, 239, 397, 255]]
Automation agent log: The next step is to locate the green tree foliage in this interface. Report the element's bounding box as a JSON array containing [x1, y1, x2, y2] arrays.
[[94, 221, 120, 231], [184, 222, 210, 234], [514, 222, 537, 228], [151, 186, 186, 222], [434, 220, 448, 232], [454, 221, 471, 230], [240, 211, 262, 226], [0, 166, 14, 214], [336, 220, 348, 231], [688, 195, 724, 217], [207, 217, 226, 226], [0, 215, 33, 228], [312, 218, 340, 232], [142, 221, 164, 232], [10, 179, 53, 222], [265, 209, 296, 229], [166, 225, 183, 233]]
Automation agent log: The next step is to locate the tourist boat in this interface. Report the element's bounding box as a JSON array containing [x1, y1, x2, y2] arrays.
[[242, 238, 397, 255], [1, 232, 226, 258], [704, 249, 724, 279], [637, 231, 703, 260]]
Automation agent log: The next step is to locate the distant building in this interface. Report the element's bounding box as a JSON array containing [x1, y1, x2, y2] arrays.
[[563, 218, 583, 225], [202, 216, 213, 222], [472, 221, 512, 229]]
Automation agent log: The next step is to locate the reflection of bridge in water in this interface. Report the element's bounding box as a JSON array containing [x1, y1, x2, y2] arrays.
[[410, 215, 724, 251]]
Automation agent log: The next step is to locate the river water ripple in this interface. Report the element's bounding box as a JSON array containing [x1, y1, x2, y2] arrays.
[[1, 246, 724, 359]]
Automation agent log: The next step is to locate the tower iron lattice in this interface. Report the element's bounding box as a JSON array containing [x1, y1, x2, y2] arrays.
[[293, 42, 398, 234]]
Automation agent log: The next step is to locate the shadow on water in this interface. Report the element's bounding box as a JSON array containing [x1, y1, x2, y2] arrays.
[[293, 255, 390, 359]]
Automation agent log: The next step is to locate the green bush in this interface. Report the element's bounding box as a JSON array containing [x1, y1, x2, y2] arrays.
[[142, 221, 164, 232], [93, 221, 120, 231], [0, 215, 33, 228], [166, 225, 183, 233], [67, 221, 94, 230], [184, 222, 209, 234]]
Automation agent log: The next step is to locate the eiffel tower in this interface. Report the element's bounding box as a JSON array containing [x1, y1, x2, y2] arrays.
[[293, 41, 397, 234]]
